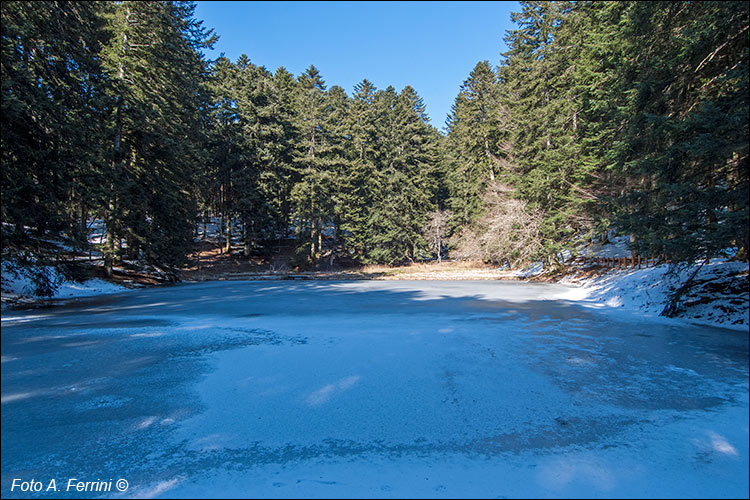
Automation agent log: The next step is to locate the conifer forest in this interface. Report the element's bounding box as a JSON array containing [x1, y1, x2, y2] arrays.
[[2, 1, 748, 281]]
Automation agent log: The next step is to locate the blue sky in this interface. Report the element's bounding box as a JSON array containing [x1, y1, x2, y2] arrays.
[[194, 1, 520, 130]]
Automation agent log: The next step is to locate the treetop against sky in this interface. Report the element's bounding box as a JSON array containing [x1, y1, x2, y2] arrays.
[[194, 0, 519, 129]]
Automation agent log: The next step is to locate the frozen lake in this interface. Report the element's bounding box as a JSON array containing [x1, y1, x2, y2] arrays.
[[1, 280, 748, 498]]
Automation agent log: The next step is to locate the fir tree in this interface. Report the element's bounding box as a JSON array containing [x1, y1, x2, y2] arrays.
[[611, 1, 749, 262], [99, 0, 215, 271], [269, 66, 300, 238], [291, 65, 332, 262], [444, 60, 506, 227], [339, 79, 379, 259], [367, 86, 438, 264], [1, 1, 110, 246], [234, 57, 278, 255]]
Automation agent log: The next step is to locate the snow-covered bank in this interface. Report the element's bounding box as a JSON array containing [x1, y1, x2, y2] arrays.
[[48, 278, 131, 298], [1, 263, 132, 311], [557, 259, 749, 331]]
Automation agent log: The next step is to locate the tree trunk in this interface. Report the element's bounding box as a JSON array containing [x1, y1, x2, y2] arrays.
[[310, 188, 316, 261], [485, 138, 494, 181], [79, 201, 88, 243], [106, 88, 124, 278], [661, 259, 708, 317], [310, 223, 316, 261], [104, 198, 116, 277], [437, 229, 442, 264], [104, 233, 114, 277], [317, 222, 322, 260], [225, 216, 231, 253], [243, 224, 251, 257], [219, 212, 224, 255]]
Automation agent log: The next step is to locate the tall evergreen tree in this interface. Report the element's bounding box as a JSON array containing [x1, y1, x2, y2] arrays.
[[323, 84, 353, 257], [1, 1, 110, 246], [339, 79, 379, 259], [611, 1, 749, 262], [291, 65, 333, 261], [499, 1, 581, 263], [368, 86, 438, 264], [444, 60, 506, 227], [203, 55, 235, 244], [99, 0, 215, 272], [560, 1, 633, 238], [233, 57, 280, 255], [269, 66, 300, 238]]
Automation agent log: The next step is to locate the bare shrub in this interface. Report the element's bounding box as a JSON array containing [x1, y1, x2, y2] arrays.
[[450, 182, 542, 267], [423, 208, 452, 263]]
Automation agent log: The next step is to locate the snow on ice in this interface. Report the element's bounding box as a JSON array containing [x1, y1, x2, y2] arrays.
[[1, 280, 748, 498]]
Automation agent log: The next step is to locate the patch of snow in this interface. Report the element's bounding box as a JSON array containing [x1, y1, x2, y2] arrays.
[[513, 261, 545, 278], [54, 278, 131, 298], [2, 260, 131, 303], [579, 235, 633, 258], [1, 261, 60, 296]]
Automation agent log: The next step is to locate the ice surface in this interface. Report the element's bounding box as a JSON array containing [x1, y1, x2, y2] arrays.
[[1, 280, 748, 498]]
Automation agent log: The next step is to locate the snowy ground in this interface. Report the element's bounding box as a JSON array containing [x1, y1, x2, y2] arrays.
[[2, 273, 130, 300], [1, 280, 747, 498], [559, 259, 749, 331], [509, 233, 748, 331], [1, 262, 133, 312]]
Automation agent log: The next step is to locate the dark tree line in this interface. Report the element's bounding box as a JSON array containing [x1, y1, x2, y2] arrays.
[[2, 0, 215, 275], [201, 59, 441, 266], [2, 1, 747, 287], [446, 1, 748, 268]]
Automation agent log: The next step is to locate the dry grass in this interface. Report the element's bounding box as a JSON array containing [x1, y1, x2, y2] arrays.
[[191, 260, 522, 281], [357, 261, 516, 280], [179, 240, 521, 281]]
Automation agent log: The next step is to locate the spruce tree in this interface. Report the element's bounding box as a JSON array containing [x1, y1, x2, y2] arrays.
[[1, 1, 110, 245], [444, 60, 506, 227], [323, 84, 353, 258], [499, 1, 576, 263], [99, 0, 215, 271], [270, 66, 300, 239], [291, 65, 333, 262], [368, 86, 438, 264], [339, 79, 379, 259], [234, 58, 287, 255], [611, 1, 749, 262]]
